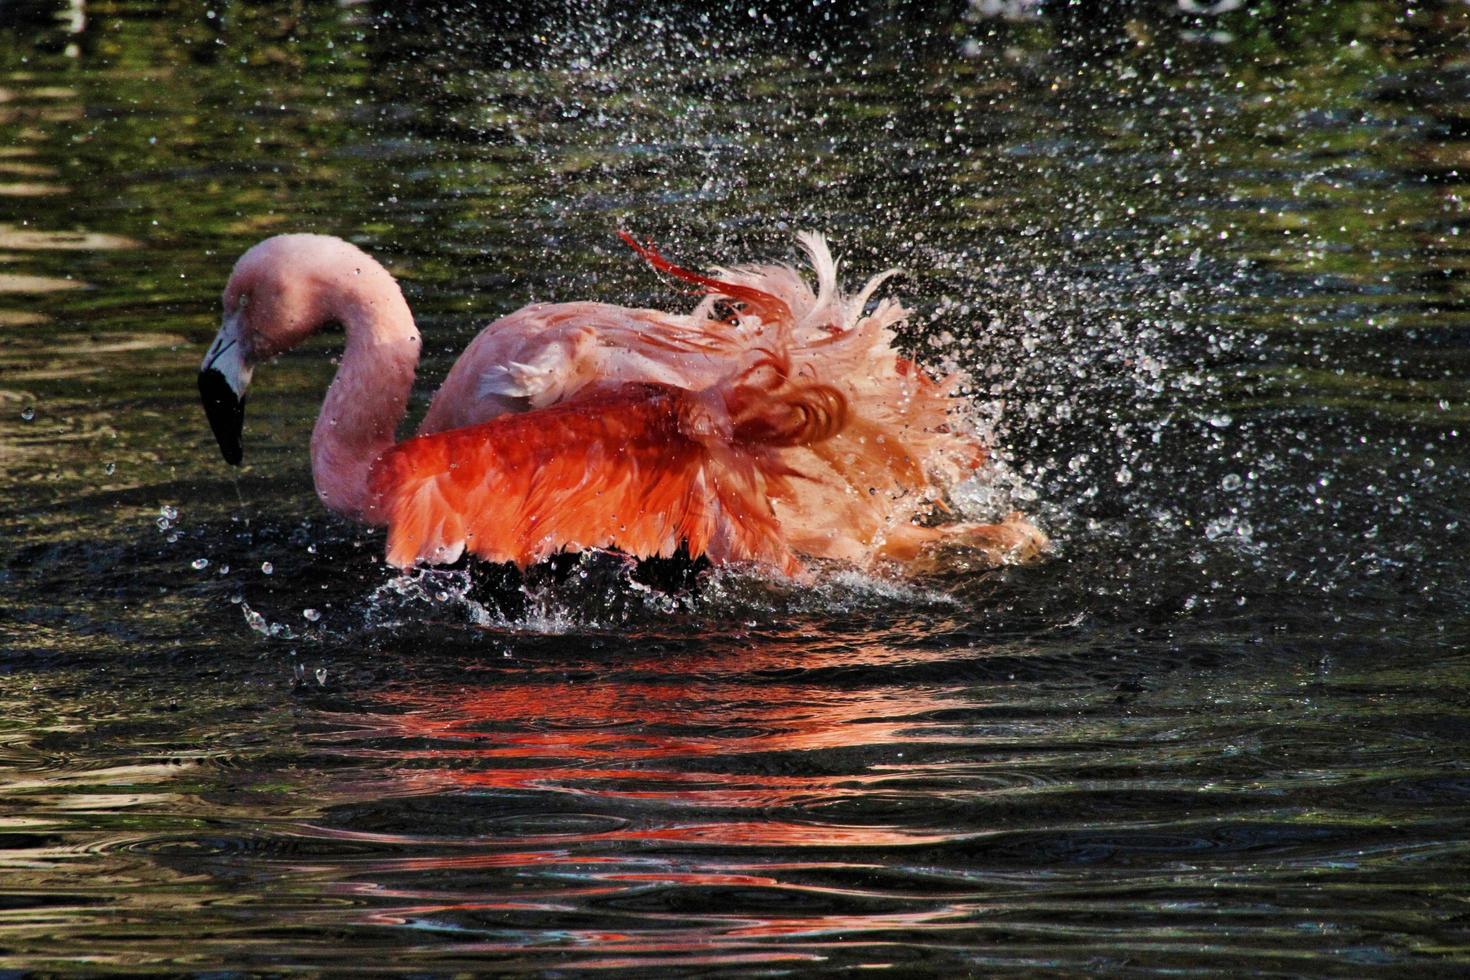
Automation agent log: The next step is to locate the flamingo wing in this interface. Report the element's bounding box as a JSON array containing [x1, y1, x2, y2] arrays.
[[370, 383, 801, 574], [473, 318, 602, 410], [422, 301, 766, 437]]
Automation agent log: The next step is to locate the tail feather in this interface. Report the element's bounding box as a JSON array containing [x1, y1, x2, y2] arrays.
[[794, 230, 837, 330]]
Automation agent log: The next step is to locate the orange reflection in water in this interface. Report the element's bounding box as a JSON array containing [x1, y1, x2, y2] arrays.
[[312, 639, 995, 851], [283, 638, 1016, 959]]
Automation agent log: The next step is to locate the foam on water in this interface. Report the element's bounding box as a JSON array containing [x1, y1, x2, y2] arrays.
[[352, 551, 965, 639]]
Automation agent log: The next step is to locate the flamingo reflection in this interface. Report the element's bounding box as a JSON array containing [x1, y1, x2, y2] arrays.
[[286, 637, 1018, 962], [309, 637, 999, 847]]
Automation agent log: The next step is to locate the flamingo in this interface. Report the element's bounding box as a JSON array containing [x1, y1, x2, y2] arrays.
[[198, 231, 1045, 576]]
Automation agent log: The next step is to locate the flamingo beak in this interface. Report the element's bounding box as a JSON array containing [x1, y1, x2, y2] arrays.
[[199, 310, 254, 466]]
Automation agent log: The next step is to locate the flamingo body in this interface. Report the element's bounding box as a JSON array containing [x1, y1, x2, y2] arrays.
[[199, 232, 1045, 575]]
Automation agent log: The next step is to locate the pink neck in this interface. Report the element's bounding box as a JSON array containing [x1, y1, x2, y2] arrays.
[[309, 268, 421, 522]]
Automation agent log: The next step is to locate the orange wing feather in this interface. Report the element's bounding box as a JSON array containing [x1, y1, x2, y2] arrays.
[[369, 384, 803, 574]]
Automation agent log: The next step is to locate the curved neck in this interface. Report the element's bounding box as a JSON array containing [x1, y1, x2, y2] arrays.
[[309, 271, 421, 522]]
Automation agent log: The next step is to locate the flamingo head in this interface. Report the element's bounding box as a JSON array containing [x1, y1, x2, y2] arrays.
[[199, 234, 378, 466]]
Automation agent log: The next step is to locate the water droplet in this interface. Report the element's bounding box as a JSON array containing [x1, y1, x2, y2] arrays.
[[1221, 473, 1243, 491], [241, 602, 269, 636], [19, 406, 35, 422], [302, 608, 320, 622], [191, 557, 209, 570], [160, 505, 178, 521], [104, 462, 115, 475], [306, 544, 317, 554], [260, 561, 273, 575], [314, 667, 327, 686], [1208, 414, 1233, 429]]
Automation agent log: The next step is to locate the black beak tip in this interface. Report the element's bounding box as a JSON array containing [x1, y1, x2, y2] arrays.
[[198, 368, 245, 466]]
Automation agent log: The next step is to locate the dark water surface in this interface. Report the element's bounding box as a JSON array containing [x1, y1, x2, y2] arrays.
[[2, 1, 1468, 974]]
